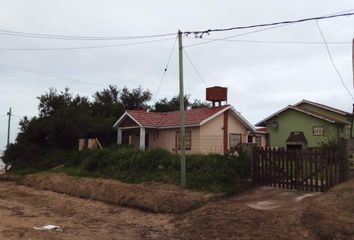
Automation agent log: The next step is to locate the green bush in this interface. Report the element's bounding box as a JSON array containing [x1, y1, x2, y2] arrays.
[[8, 146, 252, 193]]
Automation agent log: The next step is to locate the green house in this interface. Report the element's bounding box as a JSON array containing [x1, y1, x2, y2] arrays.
[[256, 100, 352, 149]]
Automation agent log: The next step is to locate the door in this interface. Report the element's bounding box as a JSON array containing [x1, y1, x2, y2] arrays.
[[145, 133, 149, 149]]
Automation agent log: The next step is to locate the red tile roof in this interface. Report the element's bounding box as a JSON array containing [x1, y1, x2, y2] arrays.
[[125, 105, 230, 128], [127, 110, 165, 127], [159, 105, 230, 127]]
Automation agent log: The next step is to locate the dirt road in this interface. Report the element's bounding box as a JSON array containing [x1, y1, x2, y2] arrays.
[[1, 177, 353, 240], [0, 181, 172, 240]]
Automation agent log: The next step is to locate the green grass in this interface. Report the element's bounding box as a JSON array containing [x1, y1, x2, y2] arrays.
[[7, 147, 252, 193]]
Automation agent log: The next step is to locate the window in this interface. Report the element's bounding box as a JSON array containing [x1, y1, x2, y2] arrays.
[[176, 131, 192, 150], [255, 136, 262, 146], [248, 136, 253, 143], [229, 134, 242, 149], [313, 126, 324, 136]]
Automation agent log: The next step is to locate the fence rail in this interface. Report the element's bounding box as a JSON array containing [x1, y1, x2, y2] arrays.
[[252, 147, 348, 192]]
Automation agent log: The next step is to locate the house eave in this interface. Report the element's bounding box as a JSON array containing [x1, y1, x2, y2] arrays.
[[113, 111, 142, 128]]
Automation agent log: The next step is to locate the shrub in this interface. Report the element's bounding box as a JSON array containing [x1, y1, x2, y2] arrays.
[[8, 145, 252, 193]]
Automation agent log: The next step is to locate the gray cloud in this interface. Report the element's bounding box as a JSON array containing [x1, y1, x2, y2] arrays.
[[1, 0, 354, 151]]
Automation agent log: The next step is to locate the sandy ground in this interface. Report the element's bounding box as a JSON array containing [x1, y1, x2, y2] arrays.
[[1, 177, 354, 240], [0, 181, 172, 240]]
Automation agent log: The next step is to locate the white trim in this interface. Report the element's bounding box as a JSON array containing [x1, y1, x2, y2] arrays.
[[199, 106, 231, 126], [255, 105, 292, 126], [294, 99, 350, 116], [229, 106, 256, 131], [291, 106, 337, 123], [198, 105, 255, 131], [117, 128, 122, 144], [113, 111, 142, 128], [139, 127, 145, 150], [158, 124, 200, 129], [113, 106, 255, 131], [119, 126, 141, 130]]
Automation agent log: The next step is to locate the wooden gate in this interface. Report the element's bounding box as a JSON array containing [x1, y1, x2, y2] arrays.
[[252, 148, 348, 192]]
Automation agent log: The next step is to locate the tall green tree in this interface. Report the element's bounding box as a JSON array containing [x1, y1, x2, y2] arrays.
[[153, 95, 210, 112], [120, 86, 152, 110]]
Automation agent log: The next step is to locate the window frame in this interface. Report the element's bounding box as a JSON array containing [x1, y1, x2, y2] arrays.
[[176, 131, 192, 150], [229, 133, 242, 149], [255, 136, 262, 146], [312, 126, 324, 136]]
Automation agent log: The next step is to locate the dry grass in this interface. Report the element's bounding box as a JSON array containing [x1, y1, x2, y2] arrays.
[[15, 175, 220, 214]]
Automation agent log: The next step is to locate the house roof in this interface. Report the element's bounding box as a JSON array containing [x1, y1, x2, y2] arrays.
[[256, 104, 348, 127], [113, 105, 255, 131], [255, 127, 268, 134], [294, 99, 352, 116]]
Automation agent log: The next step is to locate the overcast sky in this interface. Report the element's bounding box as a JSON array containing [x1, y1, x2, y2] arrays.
[[0, 0, 354, 152]]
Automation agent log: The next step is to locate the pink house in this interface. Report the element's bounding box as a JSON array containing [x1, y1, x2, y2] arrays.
[[113, 105, 255, 155]]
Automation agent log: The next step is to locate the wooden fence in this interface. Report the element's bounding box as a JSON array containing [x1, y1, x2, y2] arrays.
[[252, 148, 348, 192]]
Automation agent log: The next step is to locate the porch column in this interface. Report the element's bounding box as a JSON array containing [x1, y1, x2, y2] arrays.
[[117, 128, 122, 145], [139, 127, 146, 150]]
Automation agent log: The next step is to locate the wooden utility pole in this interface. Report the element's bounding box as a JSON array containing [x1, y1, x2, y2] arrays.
[[178, 30, 186, 187], [352, 38, 354, 89], [5, 107, 12, 172], [6, 107, 11, 148], [351, 39, 354, 138]]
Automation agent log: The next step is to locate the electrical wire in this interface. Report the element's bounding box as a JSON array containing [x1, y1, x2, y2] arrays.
[[10, 114, 21, 119], [0, 63, 105, 87], [153, 36, 178, 104], [184, 24, 290, 48], [187, 38, 351, 45], [183, 49, 207, 87], [184, 9, 354, 48], [315, 20, 354, 101], [0, 37, 177, 51], [0, 29, 177, 40], [184, 12, 354, 36]]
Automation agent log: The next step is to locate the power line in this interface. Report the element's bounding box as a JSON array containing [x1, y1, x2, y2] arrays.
[[0, 29, 176, 41], [184, 12, 354, 37], [10, 114, 21, 119], [184, 24, 290, 48], [183, 49, 207, 87], [153, 36, 178, 104], [188, 38, 351, 45], [0, 63, 105, 87], [184, 9, 354, 48], [315, 20, 354, 101], [0, 37, 176, 51]]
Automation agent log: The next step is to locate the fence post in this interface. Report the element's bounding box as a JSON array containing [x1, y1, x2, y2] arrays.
[[252, 146, 258, 185], [339, 138, 349, 182]]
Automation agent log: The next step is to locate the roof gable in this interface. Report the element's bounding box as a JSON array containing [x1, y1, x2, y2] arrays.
[[256, 105, 347, 127], [114, 105, 255, 131], [158, 105, 230, 128], [294, 99, 351, 116]]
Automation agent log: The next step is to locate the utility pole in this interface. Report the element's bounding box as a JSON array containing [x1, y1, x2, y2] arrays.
[[178, 30, 186, 188], [351, 39, 354, 138], [5, 107, 11, 172], [6, 107, 11, 148]]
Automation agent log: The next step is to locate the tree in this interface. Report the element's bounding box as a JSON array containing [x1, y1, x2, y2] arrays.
[[153, 95, 210, 112], [190, 99, 210, 109], [154, 95, 190, 112], [120, 86, 152, 110], [92, 85, 124, 118]]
